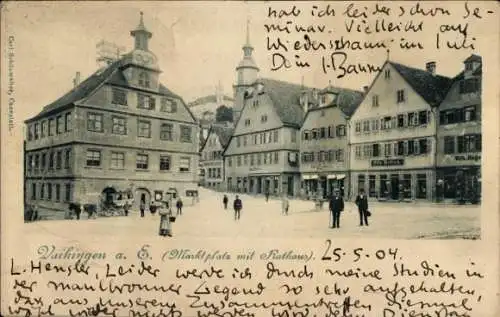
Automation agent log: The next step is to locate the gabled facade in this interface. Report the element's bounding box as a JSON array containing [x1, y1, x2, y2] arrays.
[[349, 60, 452, 201], [300, 85, 363, 199], [223, 78, 306, 197], [436, 54, 482, 202], [200, 125, 233, 190], [24, 13, 199, 219]]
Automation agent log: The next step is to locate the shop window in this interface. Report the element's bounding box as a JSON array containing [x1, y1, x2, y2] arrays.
[[402, 174, 412, 199], [416, 174, 427, 199], [379, 175, 388, 198], [368, 176, 376, 197], [357, 175, 365, 193]]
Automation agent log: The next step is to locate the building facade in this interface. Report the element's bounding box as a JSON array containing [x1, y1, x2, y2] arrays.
[[223, 78, 307, 197], [24, 14, 199, 219], [200, 125, 233, 190], [436, 55, 482, 202], [349, 60, 453, 201], [300, 85, 363, 200]]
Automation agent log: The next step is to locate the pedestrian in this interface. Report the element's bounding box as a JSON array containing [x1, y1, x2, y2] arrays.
[[158, 205, 172, 237], [265, 190, 270, 202], [281, 194, 289, 215], [140, 199, 145, 218], [124, 203, 129, 217], [329, 190, 344, 229], [355, 189, 369, 226], [223, 194, 228, 210], [176, 198, 183, 216], [233, 195, 243, 220], [74, 204, 81, 220]]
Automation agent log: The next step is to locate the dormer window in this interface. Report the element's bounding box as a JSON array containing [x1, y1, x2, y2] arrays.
[[261, 115, 268, 123], [465, 62, 473, 71], [244, 119, 251, 126], [138, 72, 150, 88]]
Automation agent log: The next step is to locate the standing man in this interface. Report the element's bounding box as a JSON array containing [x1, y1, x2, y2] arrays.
[[233, 195, 243, 221], [176, 198, 183, 216], [223, 194, 228, 210], [140, 199, 146, 218], [355, 189, 369, 226], [281, 194, 289, 216], [329, 190, 344, 229], [265, 189, 270, 202]]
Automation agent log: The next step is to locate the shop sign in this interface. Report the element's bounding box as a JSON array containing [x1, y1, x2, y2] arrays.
[[249, 167, 262, 171], [371, 159, 404, 167], [454, 154, 481, 161]]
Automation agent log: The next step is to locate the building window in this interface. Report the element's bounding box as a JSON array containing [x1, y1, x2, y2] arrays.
[[384, 69, 391, 79], [311, 129, 318, 139], [369, 175, 376, 197], [49, 152, 54, 169], [111, 152, 125, 169], [408, 140, 415, 155], [41, 153, 46, 171], [274, 152, 279, 164], [419, 111, 428, 125], [160, 123, 173, 141], [320, 127, 326, 138], [161, 98, 177, 113], [65, 183, 71, 202], [245, 119, 251, 126], [463, 134, 481, 152], [416, 174, 427, 199], [159, 155, 171, 171], [41, 121, 48, 138], [419, 139, 429, 154], [243, 155, 248, 166], [180, 126, 192, 143], [55, 184, 61, 202], [56, 151, 62, 169], [384, 143, 391, 157], [87, 113, 103, 132], [397, 141, 405, 156], [261, 115, 268, 123], [49, 119, 55, 136], [112, 88, 127, 105], [56, 116, 64, 134], [273, 130, 279, 142], [237, 156, 241, 166], [34, 123, 40, 140], [372, 95, 379, 107], [40, 184, 45, 200], [138, 72, 150, 88], [138, 93, 155, 110], [179, 157, 190, 172], [363, 121, 370, 132], [397, 89, 406, 103], [86, 150, 101, 167], [355, 122, 361, 133], [136, 154, 149, 170], [65, 113, 72, 132], [217, 168, 221, 178], [112, 117, 127, 135], [31, 183, 37, 200], [303, 131, 310, 141], [64, 149, 71, 169], [464, 106, 477, 122], [355, 146, 361, 159], [444, 136, 455, 154], [236, 137, 241, 147], [357, 175, 365, 193], [327, 125, 334, 138], [257, 153, 262, 165], [138, 120, 151, 138], [372, 144, 380, 157], [47, 183, 52, 200], [336, 149, 344, 162], [336, 125, 346, 137], [33, 154, 39, 170]]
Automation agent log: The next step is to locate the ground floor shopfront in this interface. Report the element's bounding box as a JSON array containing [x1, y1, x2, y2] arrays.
[[226, 173, 301, 197], [351, 169, 435, 201], [301, 172, 348, 199], [436, 165, 481, 202]]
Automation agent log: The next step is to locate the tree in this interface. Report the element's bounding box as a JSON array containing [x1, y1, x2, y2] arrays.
[[215, 105, 233, 122]]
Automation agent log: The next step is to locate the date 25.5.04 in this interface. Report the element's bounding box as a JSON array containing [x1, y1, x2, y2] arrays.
[[321, 239, 400, 262]]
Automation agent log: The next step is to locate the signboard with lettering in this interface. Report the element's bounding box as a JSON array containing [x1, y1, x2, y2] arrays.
[[371, 159, 404, 167], [454, 154, 481, 161]]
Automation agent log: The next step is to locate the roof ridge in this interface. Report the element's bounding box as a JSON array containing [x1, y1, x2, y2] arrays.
[[389, 61, 452, 80]]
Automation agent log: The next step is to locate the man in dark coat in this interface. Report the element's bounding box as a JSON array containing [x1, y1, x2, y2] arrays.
[[233, 195, 243, 220], [355, 189, 369, 226], [329, 190, 344, 228], [223, 195, 228, 210]]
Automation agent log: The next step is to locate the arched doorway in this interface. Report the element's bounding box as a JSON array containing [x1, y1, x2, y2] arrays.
[[134, 188, 151, 210], [102, 187, 117, 208]]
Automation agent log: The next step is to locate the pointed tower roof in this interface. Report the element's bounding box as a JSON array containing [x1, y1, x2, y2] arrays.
[[236, 18, 259, 71], [130, 12, 152, 39]]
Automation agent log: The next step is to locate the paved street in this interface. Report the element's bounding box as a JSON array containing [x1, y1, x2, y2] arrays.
[[26, 188, 480, 240]]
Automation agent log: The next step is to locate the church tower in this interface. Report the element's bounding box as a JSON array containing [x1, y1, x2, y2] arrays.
[[233, 19, 259, 123]]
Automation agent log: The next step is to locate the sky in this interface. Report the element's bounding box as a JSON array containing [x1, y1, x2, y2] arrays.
[[2, 1, 498, 125]]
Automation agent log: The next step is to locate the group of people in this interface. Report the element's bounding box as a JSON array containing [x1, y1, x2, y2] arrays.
[[139, 198, 184, 217], [221, 188, 370, 229], [329, 189, 370, 228]]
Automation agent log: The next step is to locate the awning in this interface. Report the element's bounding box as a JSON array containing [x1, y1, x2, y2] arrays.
[[327, 174, 337, 180], [337, 174, 346, 180], [309, 174, 319, 180], [303, 175, 311, 180]]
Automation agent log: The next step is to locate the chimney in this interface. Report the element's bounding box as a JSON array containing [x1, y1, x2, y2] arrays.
[[73, 72, 81, 87], [363, 86, 369, 93], [426, 62, 436, 75]]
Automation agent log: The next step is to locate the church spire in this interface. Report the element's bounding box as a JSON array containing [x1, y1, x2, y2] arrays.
[[242, 18, 254, 57], [130, 11, 152, 51]]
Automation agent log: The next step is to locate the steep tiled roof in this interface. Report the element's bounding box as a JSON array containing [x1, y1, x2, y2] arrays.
[[390, 61, 454, 107], [260, 78, 308, 127], [26, 60, 190, 123], [188, 94, 234, 107], [322, 86, 364, 117], [200, 125, 234, 152]]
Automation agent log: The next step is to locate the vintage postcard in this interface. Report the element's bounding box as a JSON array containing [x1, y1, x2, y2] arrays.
[[1, 1, 499, 316]]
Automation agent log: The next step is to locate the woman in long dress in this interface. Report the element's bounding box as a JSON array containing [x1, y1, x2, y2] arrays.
[[159, 202, 172, 237]]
